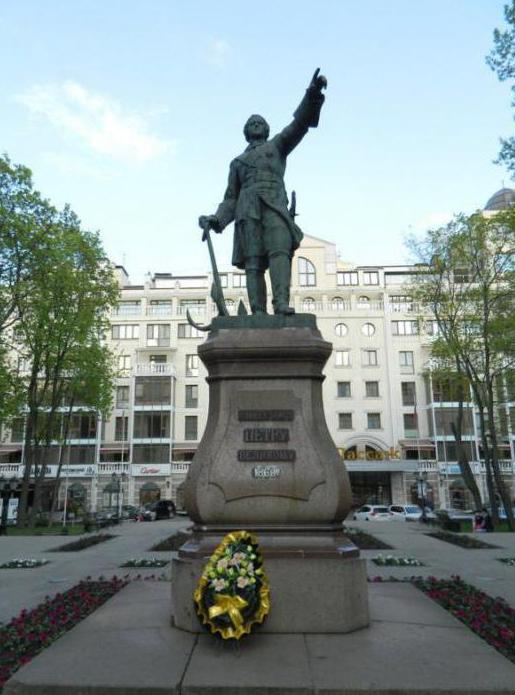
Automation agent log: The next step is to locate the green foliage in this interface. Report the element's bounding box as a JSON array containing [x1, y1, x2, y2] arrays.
[[486, 1, 515, 177]]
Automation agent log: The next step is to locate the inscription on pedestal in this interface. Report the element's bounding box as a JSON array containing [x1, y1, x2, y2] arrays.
[[238, 409, 294, 422], [252, 465, 281, 479], [237, 449, 296, 462], [243, 428, 289, 443]]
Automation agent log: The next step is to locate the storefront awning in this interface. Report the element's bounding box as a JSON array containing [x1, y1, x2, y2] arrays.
[[399, 439, 434, 448]]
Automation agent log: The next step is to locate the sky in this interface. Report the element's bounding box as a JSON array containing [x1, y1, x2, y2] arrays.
[[1, 0, 513, 282]]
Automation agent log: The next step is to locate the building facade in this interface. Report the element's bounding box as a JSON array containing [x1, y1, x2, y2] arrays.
[[1, 192, 514, 515]]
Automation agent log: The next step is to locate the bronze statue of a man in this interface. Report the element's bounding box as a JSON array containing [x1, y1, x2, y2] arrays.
[[200, 69, 327, 315]]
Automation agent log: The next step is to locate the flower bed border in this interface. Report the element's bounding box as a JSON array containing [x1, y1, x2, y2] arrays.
[[343, 526, 393, 550], [120, 558, 169, 568], [426, 530, 499, 549], [372, 554, 425, 567], [48, 533, 115, 552], [0, 559, 50, 569], [150, 531, 191, 552], [0, 576, 127, 689]]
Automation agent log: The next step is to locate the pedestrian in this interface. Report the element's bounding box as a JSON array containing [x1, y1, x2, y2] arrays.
[[473, 510, 485, 532], [482, 508, 494, 532]]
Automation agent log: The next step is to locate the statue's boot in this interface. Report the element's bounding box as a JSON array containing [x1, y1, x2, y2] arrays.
[[246, 270, 267, 314], [270, 252, 295, 315]]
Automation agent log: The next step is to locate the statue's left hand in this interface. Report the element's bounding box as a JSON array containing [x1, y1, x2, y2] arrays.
[[310, 68, 327, 92]]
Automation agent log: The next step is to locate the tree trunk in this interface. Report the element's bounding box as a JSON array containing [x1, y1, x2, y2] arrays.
[[486, 394, 514, 531], [450, 421, 482, 510]]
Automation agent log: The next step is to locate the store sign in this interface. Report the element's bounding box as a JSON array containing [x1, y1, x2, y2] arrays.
[[338, 447, 401, 461], [45, 465, 95, 477], [132, 464, 171, 476]]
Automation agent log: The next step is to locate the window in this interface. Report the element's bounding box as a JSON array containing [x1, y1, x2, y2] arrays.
[[391, 320, 418, 336], [362, 349, 378, 366], [332, 297, 345, 311], [69, 414, 97, 439], [335, 350, 350, 367], [399, 351, 414, 373], [9, 418, 24, 442], [148, 300, 171, 315], [338, 413, 353, 430], [112, 324, 139, 340], [149, 354, 167, 363], [186, 354, 199, 377], [185, 385, 199, 408], [178, 323, 203, 338], [219, 274, 228, 288], [367, 413, 381, 429], [425, 320, 439, 336], [403, 413, 417, 434], [134, 376, 171, 405], [337, 381, 351, 397], [363, 271, 379, 285], [298, 257, 316, 286], [115, 301, 140, 316], [68, 445, 95, 464], [337, 271, 358, 286], [361, 322, 375, 337], [401, 381, 416, 406], [115, 416, 128, 441], [302, 297, 315, 311], [179, 299, 206, 315], [185, 416, 198, 440], [233, 274, 246, 288], [134, 412, 170, 438], [335, 322, 348, 337], [118, 355, 131, 371], [116, 386, 130, 408], [390, 295, 413, 312], [132, 444, 169, 463], [147, 324, 170, 347], [357, 296, 370, 308], [365, 381, 379, 397]]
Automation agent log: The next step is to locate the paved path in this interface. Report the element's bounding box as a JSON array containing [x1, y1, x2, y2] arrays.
[[0, 518, 190, 623], [349, 518, 515, 605], [1, 517, 515, 625]]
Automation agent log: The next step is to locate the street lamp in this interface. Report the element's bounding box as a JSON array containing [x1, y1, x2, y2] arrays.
[[0, 477, 16, 535], [416, 470, 428, 522], [111, 472, 127, 519]]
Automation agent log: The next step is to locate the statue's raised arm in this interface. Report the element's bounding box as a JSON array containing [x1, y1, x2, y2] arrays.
[[199, 69, 327, 317]]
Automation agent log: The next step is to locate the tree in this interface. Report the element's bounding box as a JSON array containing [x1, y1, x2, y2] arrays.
[[487, 1, 515, 177], [0, 154, 119, 525], [408, 209, 515, 530]]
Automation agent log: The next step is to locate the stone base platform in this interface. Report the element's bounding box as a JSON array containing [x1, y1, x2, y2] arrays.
[[5, 581, 515, 694], [172, 529, 369, 633]]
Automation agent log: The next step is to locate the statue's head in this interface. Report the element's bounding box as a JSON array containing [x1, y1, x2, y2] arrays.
[[243, 114, 270, 143]]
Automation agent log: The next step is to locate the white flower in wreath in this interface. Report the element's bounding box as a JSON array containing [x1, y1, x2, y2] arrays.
[[247, 562, 255, 575], [212, 578, 227, 591], [216, 557, 229, 572], [237, 575, 250, 589]]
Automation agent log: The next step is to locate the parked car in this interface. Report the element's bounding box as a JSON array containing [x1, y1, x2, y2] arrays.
[[389, 505, 437, 521], [143, 499, 176, 521], [121, 505, 140, 520], [352, 505, 392, 521]]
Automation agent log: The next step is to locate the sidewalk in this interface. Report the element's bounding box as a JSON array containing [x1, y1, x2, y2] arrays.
[[349, 518, 515, 605], [0, 518, 190, 623]]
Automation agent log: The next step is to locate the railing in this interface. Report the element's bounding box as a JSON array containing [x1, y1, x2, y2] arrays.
[[171, 462, 190, 473], [97, 463, 130, 475], [135, 363, 175, 376], [112, 306, 141, 317], [417, 460, 438, 472], [146, 305, 172, 316]]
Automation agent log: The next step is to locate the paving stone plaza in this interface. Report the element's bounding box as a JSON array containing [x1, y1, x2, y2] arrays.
[[2, 518, 515, 693]]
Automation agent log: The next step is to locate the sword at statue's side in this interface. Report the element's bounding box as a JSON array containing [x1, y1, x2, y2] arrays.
[[186, 216, 229, 332]]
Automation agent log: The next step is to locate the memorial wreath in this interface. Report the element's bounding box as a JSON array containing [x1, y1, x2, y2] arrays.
[[193, 530, 270, 639]]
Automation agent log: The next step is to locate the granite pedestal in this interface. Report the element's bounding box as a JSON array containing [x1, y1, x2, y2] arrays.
[[173, 317, 369, 634]]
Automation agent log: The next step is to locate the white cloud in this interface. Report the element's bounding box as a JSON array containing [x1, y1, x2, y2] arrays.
[[16, 81, 173, 163], [206, 39, 232, 68], [412, 211, 454, 231]]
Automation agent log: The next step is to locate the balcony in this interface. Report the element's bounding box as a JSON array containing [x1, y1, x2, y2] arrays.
[[135, 363, 175, 376], [111, 306, 141, 317], [146, 305, 172, 316]]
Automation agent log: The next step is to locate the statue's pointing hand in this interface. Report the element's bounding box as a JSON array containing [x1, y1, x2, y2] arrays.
[[311, 68, 327, 92], [199, 215, 221, 241]]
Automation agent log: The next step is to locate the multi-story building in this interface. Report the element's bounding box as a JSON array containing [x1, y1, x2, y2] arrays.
[[1, 189, 514, 515]]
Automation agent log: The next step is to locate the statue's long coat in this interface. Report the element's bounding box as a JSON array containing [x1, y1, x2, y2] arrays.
[[215, 86, 325, 269]]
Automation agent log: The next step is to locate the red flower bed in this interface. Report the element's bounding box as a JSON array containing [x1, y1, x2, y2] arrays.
[[0, 576, 127, 689], [413, 576, 515, 664]]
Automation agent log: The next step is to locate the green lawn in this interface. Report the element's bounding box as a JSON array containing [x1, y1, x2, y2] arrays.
[[4, 523, 86, 536]]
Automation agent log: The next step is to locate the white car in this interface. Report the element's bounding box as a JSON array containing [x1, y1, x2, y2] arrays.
[[352, 505, 393, 521], [389, 504, 425, 521]]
